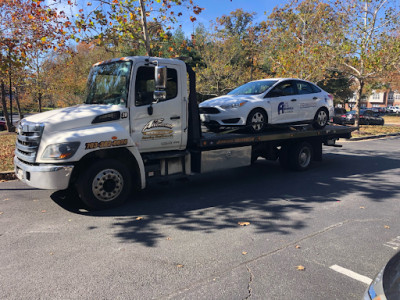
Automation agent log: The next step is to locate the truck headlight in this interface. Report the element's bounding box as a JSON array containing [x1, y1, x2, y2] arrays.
[[220, 101, 248, 109], [42, 142, 80, 160]]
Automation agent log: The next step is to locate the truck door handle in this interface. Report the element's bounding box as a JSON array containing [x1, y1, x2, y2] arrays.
[[170, 116, 180, 120], [291, 99, 297, 102]]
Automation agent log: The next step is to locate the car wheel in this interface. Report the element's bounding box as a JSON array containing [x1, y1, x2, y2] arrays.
[[381, 119, 385, 125], [289, 142, 313, 171], [312, 108, 329, 129], [76, 158, 132, 210], [246, 108, 267, 133]]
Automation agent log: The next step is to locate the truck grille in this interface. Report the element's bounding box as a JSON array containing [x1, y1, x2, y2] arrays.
[[15, 121, 44, 163]]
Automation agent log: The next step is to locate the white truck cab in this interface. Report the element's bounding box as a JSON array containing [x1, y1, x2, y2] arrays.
[[14, 56, 355, 210]]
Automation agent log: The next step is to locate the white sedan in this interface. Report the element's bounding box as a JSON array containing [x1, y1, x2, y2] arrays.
[[199, 78, 334, 133]]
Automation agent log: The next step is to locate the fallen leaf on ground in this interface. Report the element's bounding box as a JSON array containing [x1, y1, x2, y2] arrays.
[[296, 265, 306, 271], [295, 245, 301, 249], [41, 210, 46, 213], [166, 237, 172, 240], [0, 212, 3, 215], [242, 251, 248, 255], [3, 198, 9, 201], [385, 225, 390, 229], [238, 222, 250, 226], [360, 206, 365, 209], [177, 264, 184, 268]]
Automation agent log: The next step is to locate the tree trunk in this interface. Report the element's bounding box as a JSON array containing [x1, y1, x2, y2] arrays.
[[15, 86, 23, 120], [1, 80, 12, 131], [354, 78, 364, 128], [38, 92, 42, 113], [139, 0, 152, 56]]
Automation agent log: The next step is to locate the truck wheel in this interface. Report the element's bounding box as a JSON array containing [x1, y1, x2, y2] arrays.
[[76, 158, 132, 210], [288, 142, 313, 171], [312, 108, 328, 129], [246, 108, 267, 133]]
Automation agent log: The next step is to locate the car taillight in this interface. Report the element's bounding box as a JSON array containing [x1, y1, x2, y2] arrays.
[[360, 115, 364, 118], [341, 115, 346, 118]]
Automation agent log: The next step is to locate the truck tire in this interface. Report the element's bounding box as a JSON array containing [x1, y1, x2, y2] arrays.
[[246, 108, 267, 133], [288, 142, 313, 171], [312, 108, 328, 129], [76, 158, 132, 210]]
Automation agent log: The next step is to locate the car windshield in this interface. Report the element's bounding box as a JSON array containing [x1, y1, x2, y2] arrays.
[[228, 80, 278, 95], [85, 61, 132, 106]]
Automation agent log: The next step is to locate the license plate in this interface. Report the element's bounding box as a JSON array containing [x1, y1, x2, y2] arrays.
[[17, 168, 24, 180]]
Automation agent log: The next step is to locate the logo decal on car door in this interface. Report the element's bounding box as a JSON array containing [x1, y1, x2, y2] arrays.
[[278, 102, 294, 115]]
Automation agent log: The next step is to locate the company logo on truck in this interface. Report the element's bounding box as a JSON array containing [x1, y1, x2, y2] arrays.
[[142, 119, 173, 140]]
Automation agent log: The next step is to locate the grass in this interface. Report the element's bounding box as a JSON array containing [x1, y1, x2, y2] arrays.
[[0, 132, 16, 172]]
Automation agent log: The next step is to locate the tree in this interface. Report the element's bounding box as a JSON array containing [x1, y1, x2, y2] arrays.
[[261, 0, 346, 82], [334, 0, 400, 125], [74, 0, 203, 56], [0, 0, 69, 129]]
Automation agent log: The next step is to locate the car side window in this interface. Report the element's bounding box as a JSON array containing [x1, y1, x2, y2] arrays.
[[296, 81, 315, 94], [267, 81, 296, 97], [135, 66, 178, 106]]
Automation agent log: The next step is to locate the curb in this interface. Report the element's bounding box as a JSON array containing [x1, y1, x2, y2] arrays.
[[349, 132, 400, 141]]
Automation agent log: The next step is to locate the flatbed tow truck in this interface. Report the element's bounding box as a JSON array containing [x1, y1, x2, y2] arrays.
[[14, 56, 355, 209]]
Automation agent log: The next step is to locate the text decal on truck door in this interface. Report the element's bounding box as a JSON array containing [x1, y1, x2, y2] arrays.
[[142, 119, 173, 140], [85, 139, 128, 150]]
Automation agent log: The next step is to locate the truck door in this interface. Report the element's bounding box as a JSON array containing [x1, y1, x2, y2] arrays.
[[130, 63, 183, 152]]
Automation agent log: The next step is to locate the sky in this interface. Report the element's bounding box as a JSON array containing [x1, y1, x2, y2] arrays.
[[179, 0, 288, 35]]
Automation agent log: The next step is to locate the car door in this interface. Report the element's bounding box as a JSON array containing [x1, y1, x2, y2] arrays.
[[295, 80, 321, 120], [265, 80, 299, 124], [130, 63, 184, 152]]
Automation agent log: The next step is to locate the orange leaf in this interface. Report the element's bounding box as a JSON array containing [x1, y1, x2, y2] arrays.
[[238, 222, 250, 226], [296, 265, 305, 271]]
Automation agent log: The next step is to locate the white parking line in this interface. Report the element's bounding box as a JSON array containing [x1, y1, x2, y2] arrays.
[[329, 265, 372, 285]]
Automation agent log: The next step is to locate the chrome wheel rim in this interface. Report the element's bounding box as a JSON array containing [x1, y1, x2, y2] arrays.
[[92, 169, 124, 202], [299, 147, 311, 168], [317, 110, 327, 127], [251, 112, 265, 131]]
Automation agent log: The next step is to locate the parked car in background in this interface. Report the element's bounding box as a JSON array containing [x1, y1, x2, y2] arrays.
[[199, 78, 334, 133], [387, 106, 400, 113], [331, 107, 348, 125], [345, 109, 384, 125], [0, 117, 6, 131]]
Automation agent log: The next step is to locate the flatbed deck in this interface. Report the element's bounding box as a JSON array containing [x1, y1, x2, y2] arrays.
[[197, 124, 357, 149]]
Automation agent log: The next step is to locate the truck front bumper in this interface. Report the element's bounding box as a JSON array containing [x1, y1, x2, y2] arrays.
[[14, 156, 74, 190]]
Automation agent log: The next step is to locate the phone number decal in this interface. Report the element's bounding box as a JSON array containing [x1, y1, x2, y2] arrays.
[[85, 139, 128, 150]]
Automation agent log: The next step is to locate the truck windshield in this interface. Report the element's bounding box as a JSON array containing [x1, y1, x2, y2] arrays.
[[85, 61, 132, 106], [228, 80, 278, 95]]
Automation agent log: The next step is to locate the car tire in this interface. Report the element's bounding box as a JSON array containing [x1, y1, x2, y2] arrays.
[[76, 158, 132, 210], [288, 142, 313, 171], [246, 108, 267, 133], [312, 108, 329, 129]]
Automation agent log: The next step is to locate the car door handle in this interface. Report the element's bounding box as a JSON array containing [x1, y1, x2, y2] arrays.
[[313, 97, 318, 100], [291, 99, 297, 102], [170, 116, 180, 120]]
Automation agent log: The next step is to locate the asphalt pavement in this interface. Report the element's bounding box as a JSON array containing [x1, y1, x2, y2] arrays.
[[1, 136, 400, 299]]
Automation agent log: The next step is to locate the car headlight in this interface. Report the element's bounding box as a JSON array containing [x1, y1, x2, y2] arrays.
[[220, 101, 248, 109], [42, 142, 80, 160]]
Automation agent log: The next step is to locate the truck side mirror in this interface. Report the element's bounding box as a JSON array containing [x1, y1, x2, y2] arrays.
[[154, 66, 167, 103], [155, 66, 167, 90]]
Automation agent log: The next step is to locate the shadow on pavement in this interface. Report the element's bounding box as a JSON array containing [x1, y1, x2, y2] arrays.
[[51, 146, 400, 247]]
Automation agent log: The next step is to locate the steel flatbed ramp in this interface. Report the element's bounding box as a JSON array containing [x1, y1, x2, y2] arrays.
[[198, 125, 356, 149]]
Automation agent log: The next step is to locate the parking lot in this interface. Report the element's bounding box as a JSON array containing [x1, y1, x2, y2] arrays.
[[1, 136, 400, 299]]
